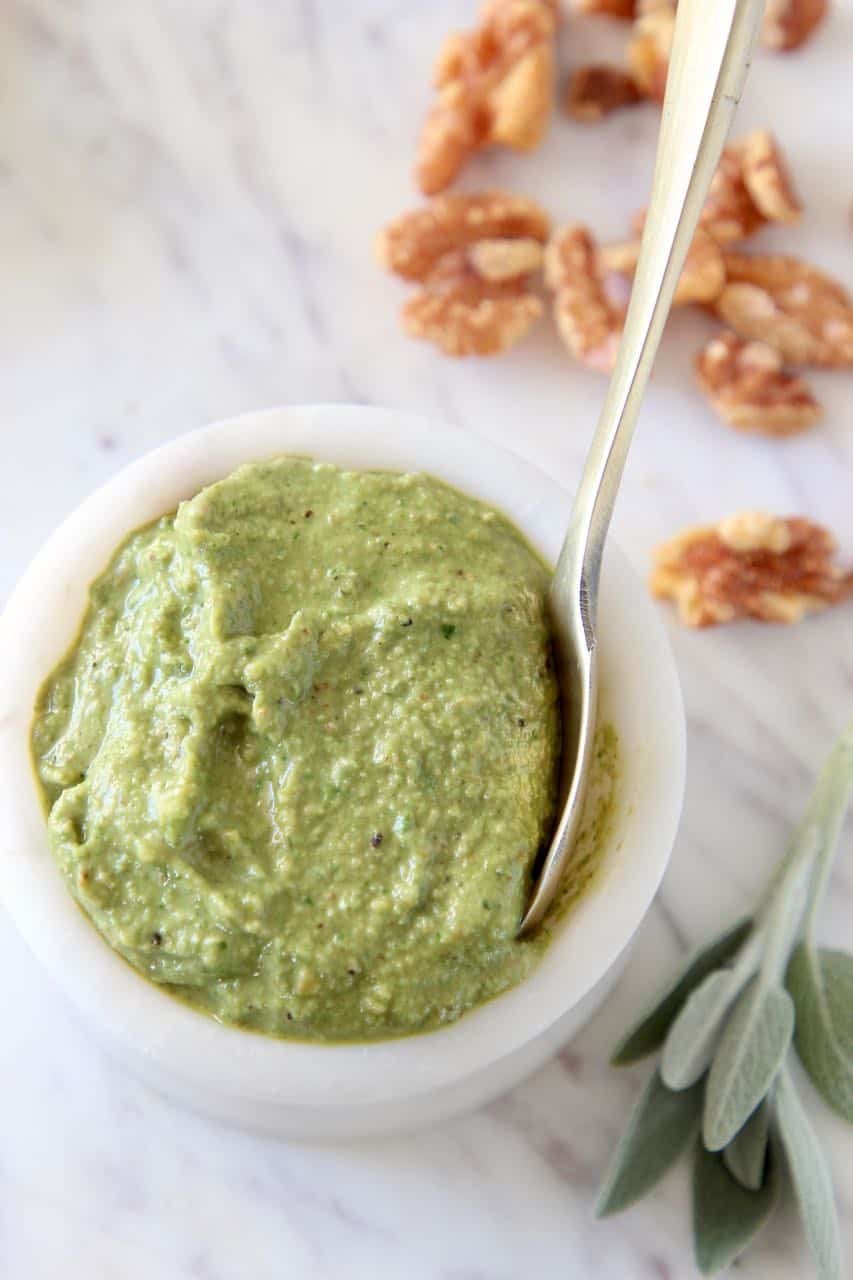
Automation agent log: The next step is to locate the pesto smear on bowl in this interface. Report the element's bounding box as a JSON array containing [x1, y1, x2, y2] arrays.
[[31, 457, 612, 1042]]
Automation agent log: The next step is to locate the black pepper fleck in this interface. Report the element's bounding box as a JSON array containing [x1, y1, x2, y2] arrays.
[[151, 931, 163, 946], [401, 618, 413, 627], [517, 718, 526, 727], [371, 832, 384, 848], [304, 509, 313, 518]]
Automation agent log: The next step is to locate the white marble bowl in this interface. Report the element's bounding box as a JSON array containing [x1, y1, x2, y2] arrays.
[[0, 406, 685, 1139]]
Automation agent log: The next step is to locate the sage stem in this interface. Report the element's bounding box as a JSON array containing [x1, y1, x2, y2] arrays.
[[800, 722, 853, 945]]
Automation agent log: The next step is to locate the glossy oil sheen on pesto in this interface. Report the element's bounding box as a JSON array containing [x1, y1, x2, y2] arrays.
[[32, 457, 574, 1041]]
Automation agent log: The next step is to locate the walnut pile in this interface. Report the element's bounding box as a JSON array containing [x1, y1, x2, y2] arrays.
[[564, 0, 826, 126], [703, 131, 802, 242], [651, 513, 853, 627], [544, 224, 629, 372], [376, 191, 550, 355], [416, 0, 559, 195], [383, 3, 845, 456], [716, 252, 853, 368], [632, 130, 802, 245], [626, 0, 824, 106], [380, 0, 847, 648], [598, 128, 853, 427], [695, 331, 821, 436]]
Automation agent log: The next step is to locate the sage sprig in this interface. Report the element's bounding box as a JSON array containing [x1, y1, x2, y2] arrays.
[[611, 918, 752, 1066], [596, 720, 853, 1278]]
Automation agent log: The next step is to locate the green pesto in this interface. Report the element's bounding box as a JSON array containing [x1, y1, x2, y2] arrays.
[[32, 457, 611, 1042], [543, 723, 619, 928]]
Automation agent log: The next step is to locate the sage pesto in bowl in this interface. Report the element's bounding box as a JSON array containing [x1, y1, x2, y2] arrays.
[[31, 456, 616, 1042]]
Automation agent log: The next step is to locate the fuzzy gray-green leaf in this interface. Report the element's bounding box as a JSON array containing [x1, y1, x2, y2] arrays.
[[788, 944, 853, 1123], [612, 919, 752, 1066], [693, 1141, 778, 1275], [596, 1072, 703, 1217], [661, 966, 752, 1091], [774, 1068, 843, 1280], [704, 980, 794, 1151], [723, 1100, 770, 1191]]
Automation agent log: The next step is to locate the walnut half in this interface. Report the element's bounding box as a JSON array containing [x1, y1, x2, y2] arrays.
[[696, 331, 822, 436], [544, 224, 629, 372], [376, 190, 551, 281], [416, 0, 559, 195], [762, 0, 827, 51], [377, 191, 550, 357], [716, 252, 853, 368], [651, 513, 853, 627], [564, 65, 641, 121]]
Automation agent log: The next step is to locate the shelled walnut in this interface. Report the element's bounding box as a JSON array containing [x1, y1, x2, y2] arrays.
[[696, 331, 821, 435], [564, 65, 641, 121], [762, 0, 827, 50], [651, 513, 853, 627], [416, 0, 559, 194], [377, 191, 550, 356], [544, 224, 629, 372], [716, 252, 853, 367]]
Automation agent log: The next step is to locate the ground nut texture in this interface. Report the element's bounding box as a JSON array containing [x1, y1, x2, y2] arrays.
[[31, 457, 571, 1041]]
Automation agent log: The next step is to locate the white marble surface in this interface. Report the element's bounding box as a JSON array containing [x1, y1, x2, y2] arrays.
[[1, 1, 852, 1276]]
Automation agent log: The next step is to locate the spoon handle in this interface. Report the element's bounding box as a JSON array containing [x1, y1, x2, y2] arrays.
[[520, 0, 764, 934], [553, 0, 764, 619]]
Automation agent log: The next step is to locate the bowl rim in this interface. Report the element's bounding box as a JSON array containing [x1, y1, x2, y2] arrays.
[[0, 404, 686, 1108]]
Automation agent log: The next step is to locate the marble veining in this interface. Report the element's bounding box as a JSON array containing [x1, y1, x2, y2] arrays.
[[1, 1, 852, 1276]]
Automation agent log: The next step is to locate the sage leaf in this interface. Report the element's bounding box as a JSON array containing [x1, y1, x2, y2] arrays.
[[661, 961, 755, 1091], [612, 919, 752, 1066], [596, 1072, 703, 1218], [693, 1141, 778, 1275], [723, 1099, 770, 1191], [788, 944, 853, 1123], [774, 1068, 843, 1280], [704, 979, 794, 1151]]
